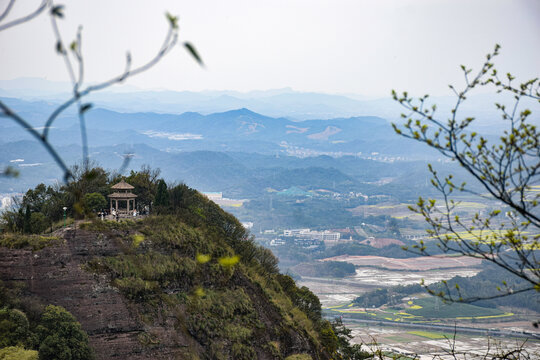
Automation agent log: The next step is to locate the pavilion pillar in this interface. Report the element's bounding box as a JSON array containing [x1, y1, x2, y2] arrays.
[[127, 199, 130, 213]]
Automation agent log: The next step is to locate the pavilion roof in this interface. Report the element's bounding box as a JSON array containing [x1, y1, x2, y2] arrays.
[[111, 180, 135, 190], [107, 192, 137, 199]]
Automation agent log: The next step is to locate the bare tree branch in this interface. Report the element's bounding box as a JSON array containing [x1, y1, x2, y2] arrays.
[[0, 0, 48, 31], [393, 45, 540, 300], [0, 1, 200, 183]]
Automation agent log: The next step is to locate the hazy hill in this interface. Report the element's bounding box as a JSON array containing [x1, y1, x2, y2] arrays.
[[0, 185, 344, 359], [3, 78, 533, 135], [1, 97, 435, 160]]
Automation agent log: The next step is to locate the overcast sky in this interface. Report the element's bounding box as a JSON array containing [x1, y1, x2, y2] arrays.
[[0, 0, 538, 97]]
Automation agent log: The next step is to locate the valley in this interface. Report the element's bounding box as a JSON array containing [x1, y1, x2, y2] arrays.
[[1, 93, 538, 359]]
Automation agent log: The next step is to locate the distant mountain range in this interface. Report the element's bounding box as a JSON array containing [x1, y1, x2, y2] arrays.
[[1, 77, 534, 133], [1, 136, 473, 202], [0, 96, 434, 160], [0, 83, 510, 197]]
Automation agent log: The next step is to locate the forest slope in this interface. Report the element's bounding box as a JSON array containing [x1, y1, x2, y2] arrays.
[[0, 185, 354, 359]]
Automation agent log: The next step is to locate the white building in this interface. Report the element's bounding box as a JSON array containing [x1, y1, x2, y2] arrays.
[[270, 238, 286, 246], [283, 228, 340, 242], [283, 228, 310, 237]]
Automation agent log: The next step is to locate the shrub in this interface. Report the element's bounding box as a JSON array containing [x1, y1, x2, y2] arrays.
[[36, 305, 94, 360], [112, 277, 159, 300], [0, 346, 38, 360], [276, 275, 321, 323], [0, 308, 33, 348], [318, 320, 339, 354], [0, 235, 60, 251], [29, 213, 48, 234], [83, 193, 107, 214], [254, 246, 279, 274], [285, 355, 312, 360]]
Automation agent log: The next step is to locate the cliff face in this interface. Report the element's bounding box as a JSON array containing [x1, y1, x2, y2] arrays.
[[0, 228, 169, 359], [0, 217, 332, 359]]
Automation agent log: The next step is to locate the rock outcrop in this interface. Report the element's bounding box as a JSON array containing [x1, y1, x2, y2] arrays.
[[0, 222, 332, 359], [0, 228, 195, 359]]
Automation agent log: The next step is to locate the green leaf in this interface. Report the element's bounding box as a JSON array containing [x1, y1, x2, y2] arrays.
[[80, 103, 92, 114], [165, 12, 178, 29], [184, 42, 204, 66], [55, 41, 64, 54], [51, 5, 65, 18]]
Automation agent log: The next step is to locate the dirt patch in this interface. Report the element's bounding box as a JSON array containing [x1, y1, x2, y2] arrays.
[[321, 255, 482, 271], [359, 238, 405, 248]]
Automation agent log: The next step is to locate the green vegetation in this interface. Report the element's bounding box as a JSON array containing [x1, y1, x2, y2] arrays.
[[1, 166, 160, 234], [0, 168, 372, 357], [0, 234, 60, 251], [285, 355, 312, 360], [78, 180, 369, 358], [83, 193, 106, 213], [353, 263, 539, 312], [393, 45, 540, 301], [82, 206, 326, 357], [0, 283, 93, 360], [329, 294, 510, 323], [407, 330, 448, 340], [237, 195, 419, 233], [36, 305, 94, 360], [154, 179, 169, 208], [0, 308, 35, 349], [353, 284, 423, 308], [406, 297, 504, 319], [426, 264, 539, 312], [0, 347, 38, 360]]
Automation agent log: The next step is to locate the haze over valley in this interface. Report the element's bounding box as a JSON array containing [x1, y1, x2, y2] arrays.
[[1, 1, 538, 358]]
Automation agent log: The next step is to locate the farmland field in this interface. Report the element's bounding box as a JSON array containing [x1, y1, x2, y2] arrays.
[[321, 254, 482, 271], [348, 324, 540, 358], [407, 330, 449, 339], [406, 297, 508, 319], [348, 200, 489, 221], [298, 267, 480, 306], [324, 297, 510, 323]]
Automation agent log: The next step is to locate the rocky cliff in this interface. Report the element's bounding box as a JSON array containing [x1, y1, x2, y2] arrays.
[[0, 211, 336, 359]]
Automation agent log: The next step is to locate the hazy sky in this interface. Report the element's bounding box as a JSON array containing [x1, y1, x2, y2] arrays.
[[0, 0, 538, 97]]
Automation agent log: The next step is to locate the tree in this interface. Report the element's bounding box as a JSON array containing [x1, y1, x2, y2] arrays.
[[29, 212, 48, 234], [331, 318, 371, 360], [23, 205, 31, 234], [1, 183, 66, 233], [392, 45, 539, 302], [125, 165, 161, 210], [36, 305, 94, 360], [154, 179, 169, 208], [0, 1, 202, 181], [0, 308, 33, 348], [83, 193, 107, 214]]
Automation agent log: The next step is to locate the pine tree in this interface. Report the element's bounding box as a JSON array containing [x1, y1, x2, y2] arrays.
[[154, 179, 169, 208], [23, 205, 31, 234]]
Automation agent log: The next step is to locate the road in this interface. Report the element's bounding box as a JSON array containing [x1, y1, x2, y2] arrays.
[[327, 315, 540, 341]]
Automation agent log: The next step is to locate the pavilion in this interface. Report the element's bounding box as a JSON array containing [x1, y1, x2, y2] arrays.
[[108, 180, 137, 215]]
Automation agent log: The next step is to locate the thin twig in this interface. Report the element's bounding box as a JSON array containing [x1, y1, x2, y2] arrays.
[[0, 0, 48, 31]]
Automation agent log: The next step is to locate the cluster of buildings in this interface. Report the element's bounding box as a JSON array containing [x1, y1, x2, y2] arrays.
[[269, 228, 352, 248], [283, 228, 341, 242]]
